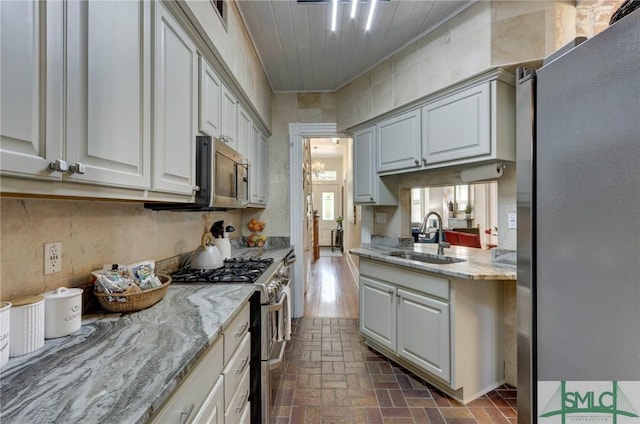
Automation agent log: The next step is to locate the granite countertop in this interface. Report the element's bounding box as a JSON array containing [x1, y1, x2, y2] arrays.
[[350, 243, 517, 281], [0, 244, 294, 424]]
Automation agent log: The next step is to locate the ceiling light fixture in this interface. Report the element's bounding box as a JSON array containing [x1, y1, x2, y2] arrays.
[[365, 0, 377, 31], [331, 0, 338, 31], [350, 0, 358, 18], [311, 160, 325, 178]]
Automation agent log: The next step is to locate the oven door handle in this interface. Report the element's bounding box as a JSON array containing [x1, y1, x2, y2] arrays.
[[268, 290, 287, 312]]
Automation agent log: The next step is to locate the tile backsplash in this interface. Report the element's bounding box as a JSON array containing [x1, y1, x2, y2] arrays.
[[0, 198, 242, 301]]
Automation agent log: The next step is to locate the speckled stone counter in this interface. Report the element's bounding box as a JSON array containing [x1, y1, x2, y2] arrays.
[[0, 245, 294, 424], [350, 243, 516, 280]]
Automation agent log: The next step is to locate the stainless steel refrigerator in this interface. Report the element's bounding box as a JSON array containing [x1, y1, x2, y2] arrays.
[[516, 10, 640, 424]]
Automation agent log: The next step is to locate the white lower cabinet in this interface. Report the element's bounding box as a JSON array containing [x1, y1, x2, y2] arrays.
[[359, 277, 396, 351], [397, 288, 450, 382], [224, 366, 250, 423], [150, 337, 224, 424], [359, 259, 504, 404], [191, 376, 224, 424], [151, 302, 251, 424]]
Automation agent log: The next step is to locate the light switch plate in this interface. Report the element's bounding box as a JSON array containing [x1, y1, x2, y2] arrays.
[[375, 213, 387, 224], [508, 213, 517, 229]]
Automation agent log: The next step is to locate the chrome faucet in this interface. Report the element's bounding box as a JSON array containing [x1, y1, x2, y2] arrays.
[[419, 211, 450, 256]]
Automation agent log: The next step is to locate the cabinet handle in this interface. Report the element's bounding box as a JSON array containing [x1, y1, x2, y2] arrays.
[[236, 391, 250, 414], [236, 322, 249, 338], [48, 159, 68, 173], [69, 162, 86, 175], [179, 404, 195, 424], [236, 356, 249, 374]]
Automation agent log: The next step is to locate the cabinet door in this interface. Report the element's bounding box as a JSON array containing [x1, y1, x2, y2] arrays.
[[397, 288, 450, 383], [376, 110, 422, 172], [199, 56, 222, 137], [249, 124, 266, 206], [237, 105, 252, 157], [220, 84, 238, 150], [360, 277, 396, 351], [258, 132, 268, 204], [153, 3, 198, 195], [422, 82, 490, 165], [66, 0, 151, 188], [150, 337, 223, 424], [190, 376, 224, 424], [353, 127, 377, 203], [0, 0, 64, 180]]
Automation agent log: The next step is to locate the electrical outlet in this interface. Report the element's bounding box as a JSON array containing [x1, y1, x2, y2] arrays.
[[508, 213, 517, 229], [44, 242, 62, 275]]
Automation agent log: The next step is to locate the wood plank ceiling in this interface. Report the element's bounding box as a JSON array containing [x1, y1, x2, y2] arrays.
[[236, 0, 474, 93]]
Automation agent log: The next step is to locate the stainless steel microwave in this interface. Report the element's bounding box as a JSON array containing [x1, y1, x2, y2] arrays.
[[145, 135, 248, 211]]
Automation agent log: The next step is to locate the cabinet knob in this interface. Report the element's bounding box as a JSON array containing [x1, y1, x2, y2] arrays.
[[370, 196, 374, 201], [69, 162, 86, 174], [48, 159, 68, 173], [388, 290, 394, 295], [422, 158, 427, 165], [193, 185, 200, 192], [414, 159, 419, 166]]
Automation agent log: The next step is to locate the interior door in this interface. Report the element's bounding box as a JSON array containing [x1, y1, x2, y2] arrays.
[[312, 184, 340, 246]]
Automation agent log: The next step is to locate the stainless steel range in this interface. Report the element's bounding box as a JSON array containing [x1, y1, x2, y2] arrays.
[[170, 251, 294, 424]]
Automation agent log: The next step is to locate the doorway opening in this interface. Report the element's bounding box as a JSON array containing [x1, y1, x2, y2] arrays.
[[288, 123, 360, 319]]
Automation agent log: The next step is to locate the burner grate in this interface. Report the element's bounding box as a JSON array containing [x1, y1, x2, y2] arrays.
[[171, 257, 274, 283]]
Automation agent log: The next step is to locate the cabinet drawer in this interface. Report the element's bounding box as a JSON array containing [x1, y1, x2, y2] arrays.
[[224, 366, 250, 421], [150, 337, 223, 424], [222, 332, 251, 411], [361, 259, 449, 300], [222, 302, 250, 364]]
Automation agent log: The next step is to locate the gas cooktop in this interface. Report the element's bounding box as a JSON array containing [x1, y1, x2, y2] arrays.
[[171, 258, 274, 283]]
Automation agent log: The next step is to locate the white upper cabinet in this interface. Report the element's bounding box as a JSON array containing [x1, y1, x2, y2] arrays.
[[66, 0, 151, 189], [353, 126, 398, 205], [0, 0, 64, 180], [154, 2, 198, 196], [220, 84, 238, 151], [237, 104, 252, 157], [376, 110, 422, 172], [366, 69, 515, 176], [199, 56, 222, 138], [249, 125, 267, 207], [422, 82, 490, 165]]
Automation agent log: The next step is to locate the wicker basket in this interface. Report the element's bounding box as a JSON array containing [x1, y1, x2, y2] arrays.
[[94, 274, 172, 313]]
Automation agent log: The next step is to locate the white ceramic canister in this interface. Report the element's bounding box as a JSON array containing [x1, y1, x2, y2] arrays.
[[0, 302, 11, 368], [41, 287, 83, 339], [9, 296, 45, 357]]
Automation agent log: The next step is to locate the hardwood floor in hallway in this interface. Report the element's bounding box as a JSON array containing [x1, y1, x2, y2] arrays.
[[271, 254, 518, 423], [304, 256, 359, 319]]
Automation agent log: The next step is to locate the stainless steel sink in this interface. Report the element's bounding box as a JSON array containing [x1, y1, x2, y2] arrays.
[[387, 251, 466, 265]]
